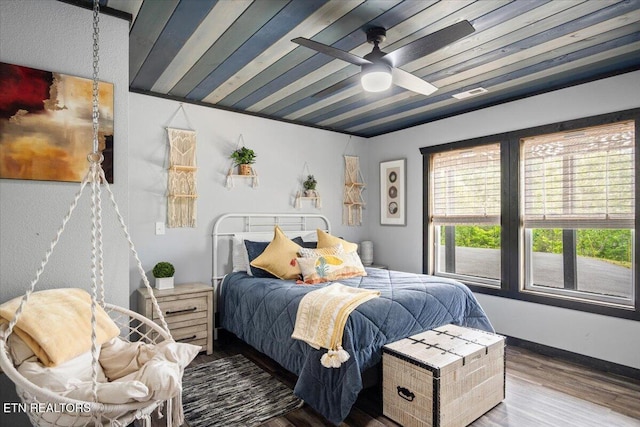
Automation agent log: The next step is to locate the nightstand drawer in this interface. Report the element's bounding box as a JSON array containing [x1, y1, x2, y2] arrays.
[[155, 296, 208, 322], [160, 311, 208, 330], [172, 324, 208, 342]]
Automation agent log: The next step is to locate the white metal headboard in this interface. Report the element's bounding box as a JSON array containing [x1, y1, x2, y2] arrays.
[[211, 212, 331, 285]]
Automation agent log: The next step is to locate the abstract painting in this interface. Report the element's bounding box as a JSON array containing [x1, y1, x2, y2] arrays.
[[380, 158, 406, 226], [0, 62, 114, 183]]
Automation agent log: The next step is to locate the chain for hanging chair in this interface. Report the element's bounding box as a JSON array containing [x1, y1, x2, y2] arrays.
[[0, 1, 178, 426]]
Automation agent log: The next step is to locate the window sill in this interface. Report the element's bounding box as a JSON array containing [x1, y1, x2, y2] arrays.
[[465, 283, 639, 321]]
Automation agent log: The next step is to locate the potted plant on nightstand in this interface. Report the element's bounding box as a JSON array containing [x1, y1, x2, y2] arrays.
[[303, 174, 318, 197], [230, 146, 257, 176], [152, 262, 175, 290]]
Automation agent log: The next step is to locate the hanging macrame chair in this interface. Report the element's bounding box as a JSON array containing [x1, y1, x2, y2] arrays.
[[0, 2, 180, 426]]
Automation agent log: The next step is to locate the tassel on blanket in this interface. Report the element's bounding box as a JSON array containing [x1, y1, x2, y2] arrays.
[[171, 390, 185, 427], [320, 345, 350, 368], [157, 402, 165, 420]]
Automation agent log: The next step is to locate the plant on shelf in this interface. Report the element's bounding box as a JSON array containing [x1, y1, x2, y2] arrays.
[[303, 174, 318, 197], [230, 147, 256, 176], [152, 261, 175, 290]]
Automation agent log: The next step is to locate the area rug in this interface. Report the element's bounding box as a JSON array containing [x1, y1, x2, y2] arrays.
[[182, 354, 303, 427]]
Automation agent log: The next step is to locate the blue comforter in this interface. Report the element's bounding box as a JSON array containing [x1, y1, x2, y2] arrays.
[[220, 268, 493, 425]]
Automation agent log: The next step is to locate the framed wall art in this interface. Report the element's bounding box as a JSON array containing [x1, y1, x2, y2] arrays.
[[380, 158, 406, 226], [0, 62, 114, 183]]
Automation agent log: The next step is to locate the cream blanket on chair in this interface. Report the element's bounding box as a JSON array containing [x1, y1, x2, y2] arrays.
[[0, 288, 120, 367], [291, 283, 380, 368]]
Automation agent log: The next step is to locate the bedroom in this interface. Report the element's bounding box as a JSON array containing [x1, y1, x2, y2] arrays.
[[0, 0, 639, 426]]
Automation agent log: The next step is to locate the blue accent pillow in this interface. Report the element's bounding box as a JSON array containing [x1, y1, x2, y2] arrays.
[[244, 237, 304, 278]]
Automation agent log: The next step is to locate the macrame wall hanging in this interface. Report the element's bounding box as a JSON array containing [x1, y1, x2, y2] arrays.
[[343, 155, 366, 226], [167, 105, 197, 228]]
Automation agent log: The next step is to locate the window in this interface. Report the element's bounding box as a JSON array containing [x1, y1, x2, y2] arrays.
[[421, 109, 639, 320], [430, 143, 501, 287], [522, 121, 635, 307]]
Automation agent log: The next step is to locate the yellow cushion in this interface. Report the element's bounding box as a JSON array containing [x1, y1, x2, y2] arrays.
[[250, 225, 302, 280], [316, 229, 358, 253]]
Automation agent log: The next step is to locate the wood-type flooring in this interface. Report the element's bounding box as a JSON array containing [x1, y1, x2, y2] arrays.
[[199, 335, 640, 427]]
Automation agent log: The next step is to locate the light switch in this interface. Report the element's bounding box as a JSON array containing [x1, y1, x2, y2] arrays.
[[155, 222, 165, 235]]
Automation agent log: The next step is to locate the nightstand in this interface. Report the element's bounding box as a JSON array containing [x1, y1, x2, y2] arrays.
[[137, 282, 213, 355]]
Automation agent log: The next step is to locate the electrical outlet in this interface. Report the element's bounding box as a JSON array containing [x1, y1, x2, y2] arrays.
[[155, 222, 165, 235]]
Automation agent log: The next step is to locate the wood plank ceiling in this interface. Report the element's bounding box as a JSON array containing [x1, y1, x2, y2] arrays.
[[89, 0, 640, 137]]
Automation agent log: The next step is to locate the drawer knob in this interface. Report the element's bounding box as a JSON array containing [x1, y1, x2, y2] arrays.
[[397, 386, 415, 402], [177, 335, 197, 342], [166, 307, 197, 315]]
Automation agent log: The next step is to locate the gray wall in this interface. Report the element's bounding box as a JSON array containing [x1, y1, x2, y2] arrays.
[[368, 71, 640, 369], [0, 2, 129, 425], [1, 0, 638, 375], [0, 0, 130, 309], [128, 93, 369, 291]]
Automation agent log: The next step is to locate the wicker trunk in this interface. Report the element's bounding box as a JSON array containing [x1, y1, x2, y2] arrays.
[[382, 324, 505, 427]]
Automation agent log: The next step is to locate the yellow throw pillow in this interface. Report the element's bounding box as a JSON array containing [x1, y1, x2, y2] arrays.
[[316, 229, 358, 253], [250, 225, 302, 280]]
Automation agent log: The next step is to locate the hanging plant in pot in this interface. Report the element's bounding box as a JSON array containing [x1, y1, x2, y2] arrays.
[[152, 261, 175, 290], [230, 147, 256, 176], [303, 174, 318, 197]]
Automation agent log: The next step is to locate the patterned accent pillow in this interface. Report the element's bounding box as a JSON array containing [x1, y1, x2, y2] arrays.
[[298, 244, 343, 258], [249, 226, 303, 280], [316, 229, 358, 253], [297, 250, 367, 284]]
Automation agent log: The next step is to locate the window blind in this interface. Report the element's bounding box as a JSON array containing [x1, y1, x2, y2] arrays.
[[522, 120, 635, 229], [431, 143, 501, 225]]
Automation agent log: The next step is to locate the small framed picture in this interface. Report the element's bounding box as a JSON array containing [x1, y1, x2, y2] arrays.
[[380, 158, 406, 226]]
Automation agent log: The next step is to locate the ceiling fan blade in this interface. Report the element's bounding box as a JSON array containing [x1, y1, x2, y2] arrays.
[[392, 68, 437, 96], [384, 20, 475, 67], [313, 74, 361, 98], [292, 37, 371, 66]]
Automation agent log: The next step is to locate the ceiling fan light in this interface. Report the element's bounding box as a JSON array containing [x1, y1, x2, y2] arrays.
[[361, 63, 392, 92]]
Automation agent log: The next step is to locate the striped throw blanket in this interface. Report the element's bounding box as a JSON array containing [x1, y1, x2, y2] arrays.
[[291, 283, 380, 368]]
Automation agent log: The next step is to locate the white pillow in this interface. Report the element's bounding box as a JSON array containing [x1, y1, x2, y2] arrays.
[[301, 231, 318, 243], [100, 337, 199, 381], [18, 348, 109, 398], [18, 351, 150, 404], [231, 232, 276, 274], [103, 339, 200, 401], [18, 337, 200, 405], [12, 333, 151, 405], [99, 336, 156, 380], [232, 235, 249, 273]]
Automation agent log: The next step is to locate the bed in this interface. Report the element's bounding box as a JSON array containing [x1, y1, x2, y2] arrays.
[[212, 213, 493, 425]]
